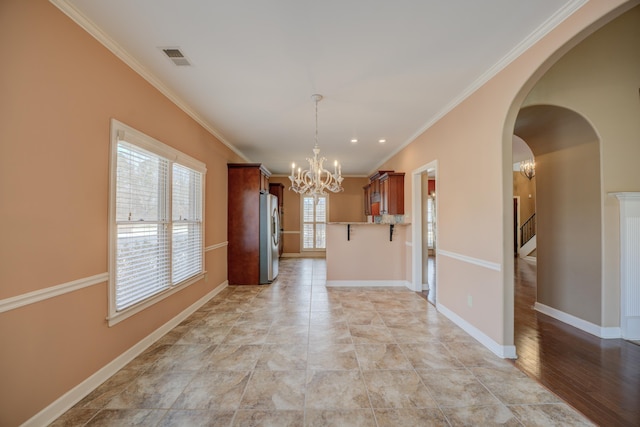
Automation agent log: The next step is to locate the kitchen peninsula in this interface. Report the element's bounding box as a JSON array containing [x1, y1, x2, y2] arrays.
[[326, 221, 411, 288]]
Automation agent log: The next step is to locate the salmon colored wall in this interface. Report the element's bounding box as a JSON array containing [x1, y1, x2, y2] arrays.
[[0, 1, 242, 425], [375, 0, 632, 346]]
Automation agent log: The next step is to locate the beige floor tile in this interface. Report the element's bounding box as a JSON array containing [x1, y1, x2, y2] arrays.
[[221, 326, 270, 345], [442, 404, 522, 426], [478, 376, 562, 405], [126, 344, 172, 370], [201, 312, 243, 326], [349, 325, 395, 344], [344, 310, 386, 326], [363, 370, 437, 409], [176, 325, 231, 345], [309, 324, 353, 344], [354, 344, 413, 370], [105, 370, 195, 409], [232, 410, 303, 426], [305, 370, 371, 410], [158, 410, 235, 427], [444, 341, 514, 368], [340, 300, 376, 311], [378, 311, 426, 328], [400, 342, 462, 370], [207, 345, 263, 371], [265, 324, 309, 345], [81, 409, 167, 426], [309, 310, 347, 325], [307, 343, 359, 370], [152, 344, 217, 372], [50, 258, 594, 426], [172, 371, 251, 410], [255, 344, 307, 371], [240, 371, 306, 410], [386, 325, 435, 344], [510, 403, 595, 426], [373, 408, 449, 426], [304, 409, 376, 426], [48, 408, 99, 427], [417, 368, 501, 408], [74, 368, 143, 409]]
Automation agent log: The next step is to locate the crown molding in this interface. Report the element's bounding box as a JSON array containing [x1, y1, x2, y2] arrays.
[[49, 0, 250, 163], [369, 0, 588, 175]]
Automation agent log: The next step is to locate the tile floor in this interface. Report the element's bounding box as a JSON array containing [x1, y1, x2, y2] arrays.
[[51, 258, 593, 426]]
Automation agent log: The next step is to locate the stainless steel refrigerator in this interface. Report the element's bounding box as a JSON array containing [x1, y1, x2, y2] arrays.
[[259, 192, 279, 283]]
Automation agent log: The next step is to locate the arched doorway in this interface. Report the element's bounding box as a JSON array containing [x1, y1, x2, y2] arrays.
[[511, 104, 602, 360]]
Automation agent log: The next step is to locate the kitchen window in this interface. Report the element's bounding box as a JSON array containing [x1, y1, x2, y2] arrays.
[[302, 195, 327, 250], [108, 119, 206, 325]]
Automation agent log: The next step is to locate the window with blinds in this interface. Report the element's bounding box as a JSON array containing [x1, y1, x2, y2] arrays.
[[302, 196, 327, 250], [427, 196, 435, 249], [109, 120, 205, 321]]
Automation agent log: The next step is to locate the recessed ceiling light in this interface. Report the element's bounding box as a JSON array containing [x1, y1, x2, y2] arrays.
[[378, 139, 386, 144], [350, 139, 358, 144]]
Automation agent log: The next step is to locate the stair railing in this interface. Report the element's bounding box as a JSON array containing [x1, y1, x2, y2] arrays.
[[521, 213, 536, 247]]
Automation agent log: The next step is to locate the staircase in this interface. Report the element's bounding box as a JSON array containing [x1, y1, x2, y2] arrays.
[[519, 213, 536, 261]]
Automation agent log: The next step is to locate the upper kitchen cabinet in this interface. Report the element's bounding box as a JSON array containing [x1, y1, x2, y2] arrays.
[[364, 170, 404, 216], [379, 172, 405, 215]]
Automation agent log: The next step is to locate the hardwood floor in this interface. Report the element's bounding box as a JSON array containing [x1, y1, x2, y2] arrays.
[[512, 257, 640, 427]]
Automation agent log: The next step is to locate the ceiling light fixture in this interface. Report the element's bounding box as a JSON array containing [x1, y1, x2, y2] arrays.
[[379, 139, 386, 144], [520, 158, 535, 180], [289, 94, 344, 202], [351, 139, 358, 144]]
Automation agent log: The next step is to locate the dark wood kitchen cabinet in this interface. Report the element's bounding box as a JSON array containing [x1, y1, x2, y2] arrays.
[[379, 172, 405, 215], [364, 170, 404, 216], [227, 163, 271, 285]]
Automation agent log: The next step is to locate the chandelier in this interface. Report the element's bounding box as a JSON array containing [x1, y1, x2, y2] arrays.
[[520, 158, 535, 180], [289, 94, 343, 201]]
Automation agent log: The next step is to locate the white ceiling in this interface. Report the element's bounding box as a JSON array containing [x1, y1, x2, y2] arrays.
[[55, 0, 582, 176]]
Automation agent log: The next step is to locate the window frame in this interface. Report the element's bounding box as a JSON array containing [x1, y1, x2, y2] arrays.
[[300, 195, 328, 252], [108, 119, 206, 326]]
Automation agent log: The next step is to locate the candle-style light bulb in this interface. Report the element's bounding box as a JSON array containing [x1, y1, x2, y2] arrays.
[[291, 163, 295, 176], [334, 160, 337, 174]]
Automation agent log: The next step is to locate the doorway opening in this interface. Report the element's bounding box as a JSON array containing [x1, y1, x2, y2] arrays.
[[412, 160, 437, 305]]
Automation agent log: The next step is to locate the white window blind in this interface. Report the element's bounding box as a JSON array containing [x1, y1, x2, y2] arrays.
[[427, 197, 435, 249], [172, 163, 203, 284], [110, 120, 206, 319], [302, 196, 327, 250], [115, 142, 170, 311]]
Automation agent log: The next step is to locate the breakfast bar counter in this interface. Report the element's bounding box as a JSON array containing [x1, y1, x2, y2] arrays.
[[325, 222, 410, 287]]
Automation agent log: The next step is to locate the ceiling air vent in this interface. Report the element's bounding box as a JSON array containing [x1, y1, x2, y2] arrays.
[[161, 48, 191, 66]]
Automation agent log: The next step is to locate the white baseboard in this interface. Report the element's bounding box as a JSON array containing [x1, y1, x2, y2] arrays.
[[326, 280, 411, 289], [23, 281, 228, 427], [534, 302, 621, 339], [437, 303, 517, 359]]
